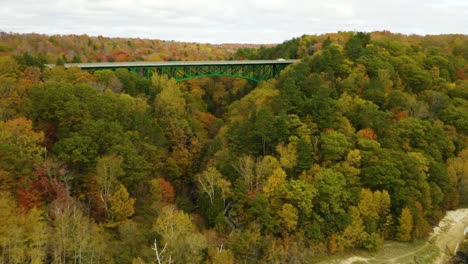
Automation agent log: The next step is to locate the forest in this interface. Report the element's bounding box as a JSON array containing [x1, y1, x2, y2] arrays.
[[0, 31, 467, 263]]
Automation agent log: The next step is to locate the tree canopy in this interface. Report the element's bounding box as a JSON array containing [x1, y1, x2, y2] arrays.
[[0, 31, 466, 262]]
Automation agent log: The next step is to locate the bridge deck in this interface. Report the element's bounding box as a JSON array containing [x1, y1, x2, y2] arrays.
[[46, 60, 297, 69]]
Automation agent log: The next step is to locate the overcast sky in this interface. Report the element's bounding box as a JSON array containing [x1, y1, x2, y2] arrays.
[[1, 0, 467, 44]]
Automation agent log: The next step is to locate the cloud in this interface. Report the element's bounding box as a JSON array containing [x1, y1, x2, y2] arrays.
[[1, 0, 466, 43]]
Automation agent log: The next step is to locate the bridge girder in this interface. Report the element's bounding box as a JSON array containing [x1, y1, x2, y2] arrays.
[[150, 63, 288, 82], [50, 60, 297, 83]]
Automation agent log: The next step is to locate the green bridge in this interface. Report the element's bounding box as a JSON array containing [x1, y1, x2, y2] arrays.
[[48, 60, 297, 82]]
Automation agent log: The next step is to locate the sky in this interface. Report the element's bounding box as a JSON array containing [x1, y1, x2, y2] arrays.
[[0, 0, 467, 44]]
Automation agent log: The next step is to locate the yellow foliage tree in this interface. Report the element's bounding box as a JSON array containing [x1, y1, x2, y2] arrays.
[[279, 203, 299, 232], [0, 117, 44, 161], [340, 206, 368, 250], [0, 117, 45, 177], [396, 207, 413, 242], [0, 57, 20, 119], [276, 142, 297, 170], [197, 167, 231, 205], [447, 149, 468, 206], [0, 192, 48, 264], [263, 167, 287, 198], [152, 73, 185, 119], [96, 154, 124, 215], [208, 247, 234, 264], [109, 184, 136, 223], [153, 206, 207, 264]]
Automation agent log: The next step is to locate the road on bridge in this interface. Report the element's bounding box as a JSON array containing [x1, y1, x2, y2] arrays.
[[46, 59, 298, 69]]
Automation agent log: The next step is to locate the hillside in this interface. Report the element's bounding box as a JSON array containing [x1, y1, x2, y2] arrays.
[[0, 32, 262, 63], [0, 31, 467, 263]]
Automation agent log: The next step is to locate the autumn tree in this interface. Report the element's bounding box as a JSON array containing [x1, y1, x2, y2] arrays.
[[96, 154, 125, 217], [396, 207, 413, 242], [196, 166, 232, 226], [447, 149, 468, 206], [152, 206, 207, 264], [50, 200, 110, 263], [93, 69, 123, 92], [197, 167, 231, 205], [279, 203, 299, 232], [339, 206, 368, 250], [0, 192, 48, 264], [235, 155, 256, 192], [0, 56, 22, 119], [286, 179, 317, 218], [234, 155, 282, 194], [0, 117, 45, 177], [109, 184, 136, 223], [208, 246, 235, 264], [0, 31, 465, 262], [150, 178, 175, 206]]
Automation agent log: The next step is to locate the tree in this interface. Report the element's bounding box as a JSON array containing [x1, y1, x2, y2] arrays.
[[447, 149, 468, 206], [339, 206, 368, 250], [114, 68, 138, 95], [208, 246, 234, 264], [319, 131, 352, 162], [295, 137, 313, 174], [396, 207, 413, 242], [0, 57, 22, 119], [54, 133, 99, 170], [197, 167, 231, 205], [254, 109, 278, 155], [255, 155, 281, 191], [310, 44, 350, 78], [286, 179, 317, 218], [22, 207, 48, 263], [94, 69, 123, 92], [263, 167, 287, 199], [359, 189, 377, 218], [322, 37, 332, 49], [386, 90, 412, 111], [152, 239, 172, 264], [1, 31, 466, 262], [152, 206, 207, 264], [96, 154, 125, 216], [0, 192, 24, 263], [248, 193, 279, 234], [360, 149, 407, 206], [114, 220, 150, 263], [50, 200, 110, 263], [276, 141, 298, 170], [345, 32, 371, 61], [413, 201, 431, 239], [357, 128, 378, 141], [0, 169, 13, 192], [279, 203, 299, 232], [0, 117, 45, 177], [151, 178, 175, 205], [197, 166, 231, 225], [315, 169, 351, 215], [109, 184, 136, 223], [357, 188, 392, 239], [153, 74, 186, 120], [0, 192, 48, 264], [235, 155, 256, 192]]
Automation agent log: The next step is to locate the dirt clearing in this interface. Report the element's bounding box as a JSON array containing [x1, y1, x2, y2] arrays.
[[316, 208, 468, 264]]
